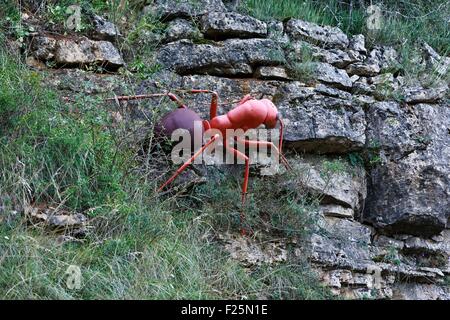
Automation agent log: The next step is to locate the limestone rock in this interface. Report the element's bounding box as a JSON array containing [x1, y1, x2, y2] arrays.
[[286, 19, 349, 49], [25, 56, 46, 69], [364, 103, 450, 236], [91, 15, 121, 41], [254, 66, 290, 80], [90, 40, 124, 68], [393, 283, 450, 300], [349, 34, 367, 54], [220, 233, 287, 266], [47, 213, 87, 228], [267, 20, 289, 44], [287, 41, 358, 69], [310, 217, 373, 269], [373, 235, 405, 250], [31, 35, 124, 70], [421, 42, 450, 77], [346, 59, 381, 77], [365, 101, 425, 157], [310, 215, 448, 298], [319, 204, 354, 218], [368, 45, 400, 72], [46, 69, 124, 94], [285, 155, 367, 212], [314, 83, 352, 100], [163, 18, 201, 43], [31, 36, 57, 60], [274, 80, 365, 153], [404, 233, 450, 257], [402, 83, 448, 104], [157, 39, 285, 76], [147, 0, 227, 19], [24, 203, 87, 233], [200, 11, 267, 39], [312, 62, 353, 90], [318, 268, 394, 299], [315, 48, 360, 69]]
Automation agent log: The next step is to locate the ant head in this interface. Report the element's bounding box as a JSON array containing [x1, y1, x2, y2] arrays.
[[262, 99, 279, 129]]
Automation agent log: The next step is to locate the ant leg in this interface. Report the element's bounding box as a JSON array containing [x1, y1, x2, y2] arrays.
[[158, 134, 219, 192], [236, 138, 292, 170], [225, 145, 250, 236], [105, 93, 186, 108], [181, 89, 219, 119], [237, 94, 253, 105]]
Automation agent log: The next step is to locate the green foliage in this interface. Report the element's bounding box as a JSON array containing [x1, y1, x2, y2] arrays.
[[385, 246, 402, 266], [289, 62, 316, 83], [122, 9, 167, 76], [364, 139, 382, 167], [239, 0, 338, 26], [0, 39, 135, 210], [284, 42, 319, 82], [192, 168, 321, 240], [348, 152, 364, 168], [129, 57, 162, 79], [322, 159, 348, 177], [0, 1, 33, 43]]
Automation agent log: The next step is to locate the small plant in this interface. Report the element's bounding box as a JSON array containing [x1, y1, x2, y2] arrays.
[[364, 139, 382, 167], [368, 153, 382, 167], [444, 276, 450, 287], [348, 152, 364, 168], [384, 246, 402, 266], [289, 61, 317, 83], [47, 4, 67, 25], [129, 58, 162, 79], [284, 42, 320, 82], [321, 158, 347, 178], [123, 11, 167, 64]]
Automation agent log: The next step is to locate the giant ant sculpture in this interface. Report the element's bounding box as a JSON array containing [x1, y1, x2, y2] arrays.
[[107, 90, 291, 234]]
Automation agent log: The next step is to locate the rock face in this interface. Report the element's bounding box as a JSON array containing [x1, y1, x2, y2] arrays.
[[147, 0, 227, 19], [421, 42, 450, 77], [286, 19, 349, 49], [312, 62, 352, 89], [284, 155, 367, 218], [310, 216, 449, 299], [287, 40, 360, 69], [25, 203, 87, 235], [91, 15, 121, 41], [275, 81, 365, 153], [31, 35, 124, 70], [402, 83, 448, 104], [163, 18, 201, 43], [346, 60, 380, 77], [200, 11, 267, 39], [157, 38, 285, 76], [364, 103, 450, 237], [254, 66, 290, 80]]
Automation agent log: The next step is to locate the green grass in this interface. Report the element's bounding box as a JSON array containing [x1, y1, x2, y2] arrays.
[[0, 36, 331, 299]]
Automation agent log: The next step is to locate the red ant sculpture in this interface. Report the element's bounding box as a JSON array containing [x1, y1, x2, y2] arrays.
[[108, 90, 291, 234]]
